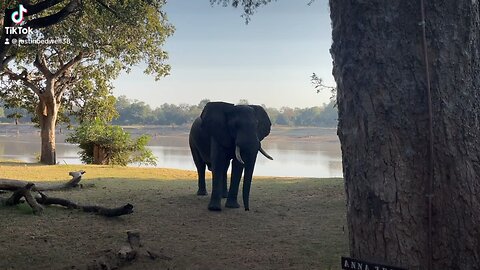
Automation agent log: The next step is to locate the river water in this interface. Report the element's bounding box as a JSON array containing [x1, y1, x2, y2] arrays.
[[0, 124, 343, 178]]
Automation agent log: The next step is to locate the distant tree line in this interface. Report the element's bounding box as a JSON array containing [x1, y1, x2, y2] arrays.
[[113, 96, 337, 127], [0, 101, 32, 124], [265, 102, 337, 127], [0, 97, 337, 127]]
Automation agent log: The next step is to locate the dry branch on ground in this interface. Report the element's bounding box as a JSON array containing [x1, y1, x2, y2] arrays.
[[0, 170, 134, 217], [0, 170, 85, 191]]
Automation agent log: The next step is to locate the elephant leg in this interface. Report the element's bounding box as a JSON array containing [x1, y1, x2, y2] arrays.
[[196, 162, 207, 196], [225, 159, 243, 208], [222, 161, 230, 198], [192, 148, 207, 196], [208, 142, 228, 211]]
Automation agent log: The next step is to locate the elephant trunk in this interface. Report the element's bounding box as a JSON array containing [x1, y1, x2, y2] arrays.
[[235, 139, 260, 211], [242, 155, 257, 211]]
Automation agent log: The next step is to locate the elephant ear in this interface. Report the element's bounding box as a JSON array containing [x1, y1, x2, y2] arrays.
[[200, 102, 235, 148], [249, 105, 272, 141]]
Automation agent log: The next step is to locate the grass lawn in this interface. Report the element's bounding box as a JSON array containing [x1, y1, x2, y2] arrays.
[[0, 162, 348, 270]]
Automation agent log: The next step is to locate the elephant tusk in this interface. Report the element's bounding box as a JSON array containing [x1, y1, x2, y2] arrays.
[[235, 146, 245, 165], [259, 146, 273, 160]]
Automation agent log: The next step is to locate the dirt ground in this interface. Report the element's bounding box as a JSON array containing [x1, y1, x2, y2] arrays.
[[0, 164, 347, 270]]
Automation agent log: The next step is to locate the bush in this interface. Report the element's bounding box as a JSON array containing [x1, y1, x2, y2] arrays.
[[66, 120, 157, 166]]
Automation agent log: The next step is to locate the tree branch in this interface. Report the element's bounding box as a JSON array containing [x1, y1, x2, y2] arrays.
[[23, 183, 44, 215], [2, 54, 16, 67], [24, 0, 81, 29], [2, 68, 42, 95], [94, 0, 120, 18], [1, 183, 44, 215], [0, 0, 81, 71], [0, 44, 13, 70], [55, 73, 79, 102], [34, 53, 54, 79], [53, 52, 83, 78], [54, 47, 65, 67], [24, 0, 66, 16]]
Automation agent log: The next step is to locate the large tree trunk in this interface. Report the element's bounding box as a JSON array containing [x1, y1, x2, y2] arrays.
[[330, 0, 480, 268], [93, 144, 109, 165], [37, 82, 59, 165]]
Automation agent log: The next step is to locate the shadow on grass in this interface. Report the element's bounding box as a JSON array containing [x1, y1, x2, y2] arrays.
[[0, 161, 42, 166]]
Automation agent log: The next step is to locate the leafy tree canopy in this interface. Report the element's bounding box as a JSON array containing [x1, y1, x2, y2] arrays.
[[210, 0, 275, 22], [111, 96, 337, 127], [0, 0, 174, 124], [66, 119, 157, 166]]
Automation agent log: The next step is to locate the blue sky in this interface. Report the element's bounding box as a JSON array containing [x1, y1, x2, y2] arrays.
[[112, 0, 333, 109]]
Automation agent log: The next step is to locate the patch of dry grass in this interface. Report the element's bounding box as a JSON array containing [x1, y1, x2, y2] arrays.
[[0, 162, 203, 181], [0, 162, 348, 270]]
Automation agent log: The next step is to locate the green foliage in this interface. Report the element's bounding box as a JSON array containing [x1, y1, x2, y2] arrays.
[[113, 96, 201, 125], [72, 91, 119, 124], [198, 99, 211, 109], [6, 112, 23, 120], [210, 0, 275, 22], [66, 119, 157, 166], [311, 73, 337, 101], [238, 99, 249, 105], [0, 0, 174, 125], [0, 100, 30, 123], [112, 96, 337, 127], [1, 95, 337, 127]]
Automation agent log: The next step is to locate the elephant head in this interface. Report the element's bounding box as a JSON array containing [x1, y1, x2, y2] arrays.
[[200, 101, 273, 210]]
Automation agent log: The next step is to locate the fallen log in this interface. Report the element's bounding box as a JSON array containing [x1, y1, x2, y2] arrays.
[[23, 183, 44, 215], [0, 171, 133, 217], [37, 192, 134, 217], [4, 183, 44, 215], [0, 170, 86, 191]]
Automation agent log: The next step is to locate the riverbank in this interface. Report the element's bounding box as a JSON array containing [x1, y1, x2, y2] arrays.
[[0, 123, 338, 139], [0, 163, 347, 270], [0, 124, 343, 178]]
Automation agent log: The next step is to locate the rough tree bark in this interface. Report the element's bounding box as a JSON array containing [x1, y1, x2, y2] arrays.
[[37, 80, 59, 165], [330, 0, 480, 268], [93, 144, 109, 165], [3, 52, 83, 165]]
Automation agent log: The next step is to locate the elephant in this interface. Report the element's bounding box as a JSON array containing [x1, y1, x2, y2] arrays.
[[189, 101, 273, 211]]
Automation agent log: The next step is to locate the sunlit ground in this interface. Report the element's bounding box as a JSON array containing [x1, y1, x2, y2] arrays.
[[0, 162, 347, 270]]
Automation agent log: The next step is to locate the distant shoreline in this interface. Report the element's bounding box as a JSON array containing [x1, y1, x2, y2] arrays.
[[0, 123, 338, 139], [0, 124, 342, 177]]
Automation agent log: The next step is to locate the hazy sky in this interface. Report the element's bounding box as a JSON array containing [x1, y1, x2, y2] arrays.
[[112, 0, 333, 109]]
